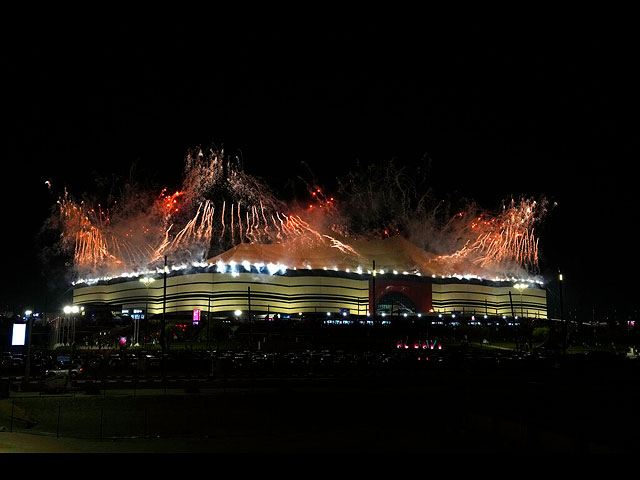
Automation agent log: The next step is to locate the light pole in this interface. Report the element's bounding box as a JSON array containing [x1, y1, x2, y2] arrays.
[[207, 296, 211, 352], [62, 306, 71, 346], [24, 310, 33, 383], [372, 260, 376, 323], [162, 256, 168, 357], [559, 270, 566, 355], [514, 283, 526, 319], [515, 283, 533, 351], [140, 277, 155, 347], [248, 286, 252, 350], [62, 305, 79, 347], [61, 305, 79, 359]]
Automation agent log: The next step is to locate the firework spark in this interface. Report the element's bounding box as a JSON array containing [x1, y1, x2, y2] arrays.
[[429, 197, 547, 277], [48, 149, 550, 284]]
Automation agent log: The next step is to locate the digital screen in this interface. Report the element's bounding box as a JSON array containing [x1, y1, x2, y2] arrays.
[[193, 309, 201, 324], [12, 323, 26, 346]]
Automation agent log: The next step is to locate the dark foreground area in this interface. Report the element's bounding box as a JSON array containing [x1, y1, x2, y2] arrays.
[[1, 352, 639, 453]]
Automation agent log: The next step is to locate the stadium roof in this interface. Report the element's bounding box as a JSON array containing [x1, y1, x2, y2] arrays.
[[207, 235, 454, 276]]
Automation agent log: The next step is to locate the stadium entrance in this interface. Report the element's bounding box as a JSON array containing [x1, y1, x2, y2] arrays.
[[377, 292, 416, 316]]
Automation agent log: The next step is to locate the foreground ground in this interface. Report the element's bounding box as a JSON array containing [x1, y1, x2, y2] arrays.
[[1, 351, 638, 453]]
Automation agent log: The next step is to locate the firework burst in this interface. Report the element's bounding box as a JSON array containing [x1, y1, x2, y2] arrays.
[[51, 149, 352, 281], [430, 197, 548, 278], [47, 149, 550, 284]]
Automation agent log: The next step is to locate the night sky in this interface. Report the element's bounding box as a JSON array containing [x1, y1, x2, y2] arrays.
[[4, 19, 639, 322]]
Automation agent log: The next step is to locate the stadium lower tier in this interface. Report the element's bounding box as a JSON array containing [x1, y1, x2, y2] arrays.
[[72, 270, 547, 319]]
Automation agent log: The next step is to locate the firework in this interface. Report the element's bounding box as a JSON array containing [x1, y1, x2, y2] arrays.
[[48, 149, 550, 285], [430, 197, 548, 278]]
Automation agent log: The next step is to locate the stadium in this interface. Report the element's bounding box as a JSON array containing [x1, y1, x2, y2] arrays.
[[71, 235, 548, 325], [55, 151, 549, 338]]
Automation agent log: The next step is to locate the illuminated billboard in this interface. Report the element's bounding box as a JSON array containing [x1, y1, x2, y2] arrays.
[[12, 323, 26, 346]]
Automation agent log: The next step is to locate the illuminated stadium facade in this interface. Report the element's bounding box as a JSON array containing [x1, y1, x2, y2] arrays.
[[71, 237, 548, 321]]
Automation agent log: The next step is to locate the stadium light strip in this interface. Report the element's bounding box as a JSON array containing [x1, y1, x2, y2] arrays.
[[71, 260, 545, 288]]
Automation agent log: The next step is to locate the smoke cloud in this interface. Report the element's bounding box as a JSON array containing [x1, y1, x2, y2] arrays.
[[43, 148, 550, 283]]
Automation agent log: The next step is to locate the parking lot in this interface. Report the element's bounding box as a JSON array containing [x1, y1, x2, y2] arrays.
[[1, 346, 639, 453]]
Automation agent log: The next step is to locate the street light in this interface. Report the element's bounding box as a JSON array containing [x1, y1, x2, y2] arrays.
[[62, 305, 79, 347], [24, 310, 33, 383], [559, 270, 566, 354], [140, 277, 155, 346], [514, 283, 526, 318]]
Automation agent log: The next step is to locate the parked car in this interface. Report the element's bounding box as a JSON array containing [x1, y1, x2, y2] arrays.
[[45, 361, 83, 378], [11, 355, 24, 368], [145, 355, 161, 369], [42, 369, 70, 393], [1, 352, 12, 367]]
